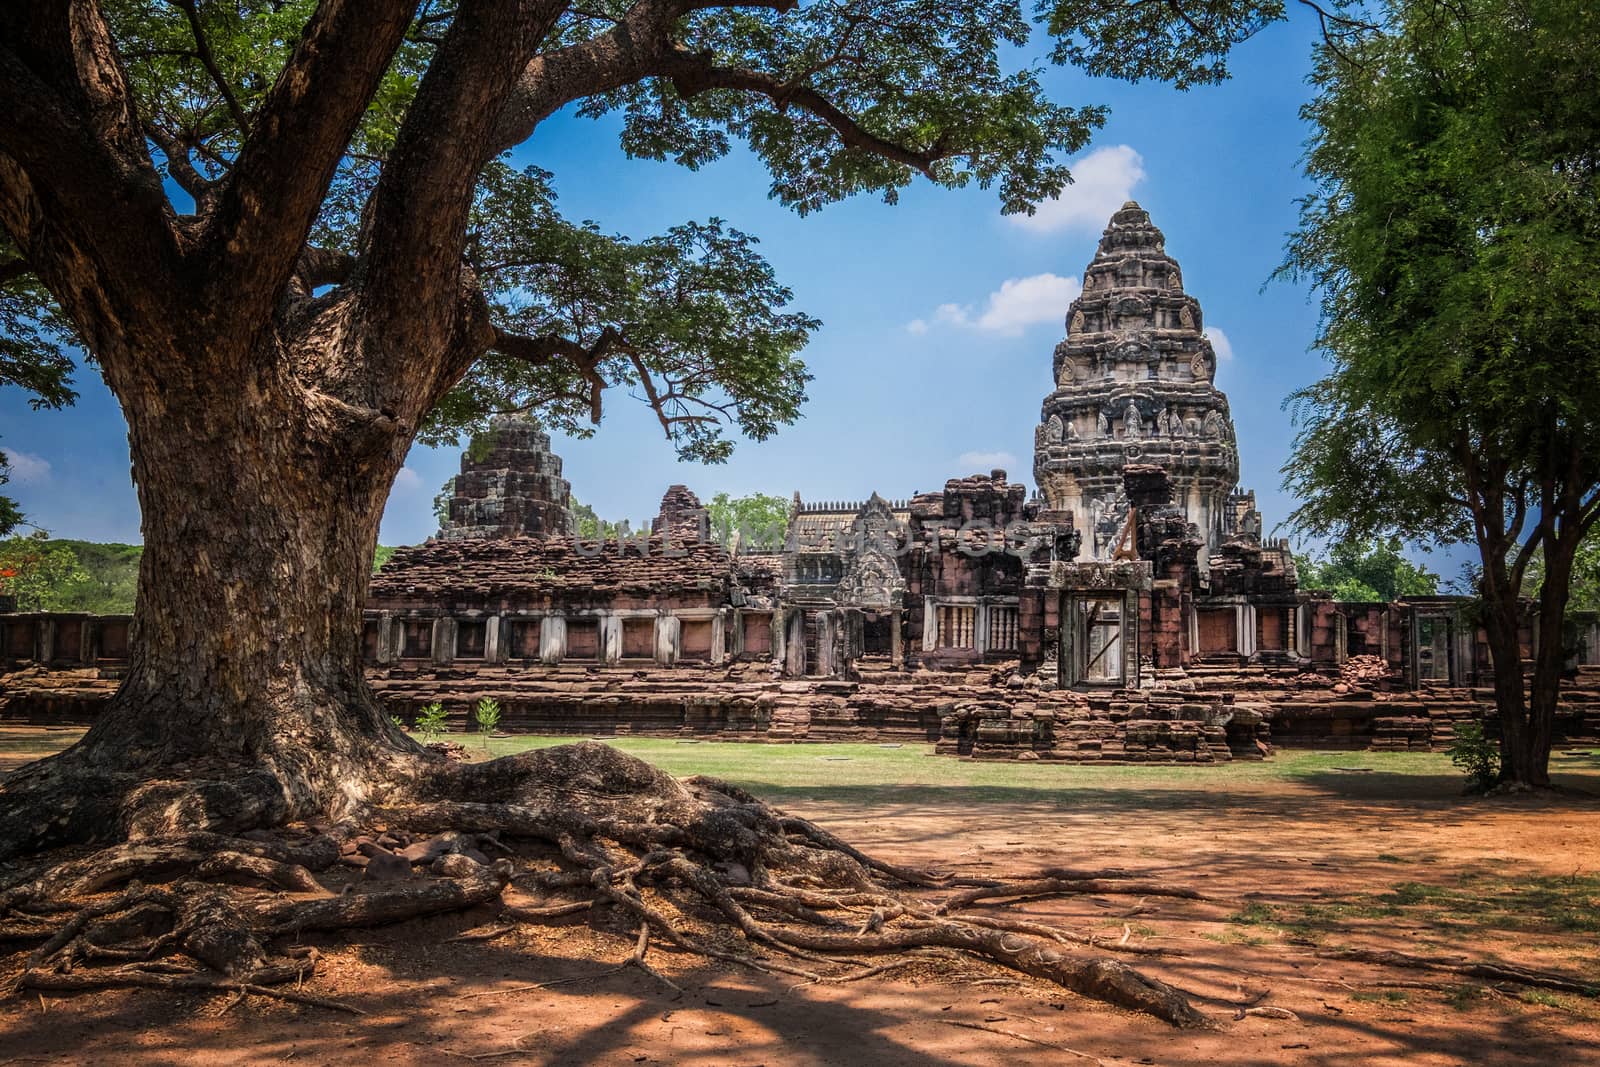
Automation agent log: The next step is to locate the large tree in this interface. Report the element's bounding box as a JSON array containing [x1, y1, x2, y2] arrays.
[[1281, 0, 1600, 788], [0, 0, 1327, 1023], [1294, 537, 1438, 603]]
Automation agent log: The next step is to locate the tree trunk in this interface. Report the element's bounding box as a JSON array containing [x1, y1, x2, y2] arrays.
[[1523, 532, 1580, 789], [0, 335, 422, 858], [1478, 584, 1537, 788]]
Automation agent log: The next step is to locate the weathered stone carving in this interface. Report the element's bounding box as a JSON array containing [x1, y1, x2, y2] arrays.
[[439, 416, 573, 541], [1033, 202, 1242, 559]]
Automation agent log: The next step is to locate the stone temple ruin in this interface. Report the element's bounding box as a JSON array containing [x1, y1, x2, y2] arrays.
[[6, 203, 1600, 759]]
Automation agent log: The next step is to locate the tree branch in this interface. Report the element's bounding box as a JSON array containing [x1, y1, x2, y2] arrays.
[[491, 324, 622, 423], [0, 8, 186, 353], [294, 245, 357, 289], [173, 0, 249, 133], [490, 0, 798, 154], [362, 0, 571, 385], [661, 50, 942, 178], [0, 255, 32, 287], [143, 121, 216, 205], [201, 0, 417, 341]]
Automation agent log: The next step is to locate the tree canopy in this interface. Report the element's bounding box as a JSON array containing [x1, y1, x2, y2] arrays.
[[0, 533, 90, 611], [706, 490, 789, 549], [1295, 538, 1438, 603], [1279, 0, 1600, 785], [0, 0, 1342, 462]]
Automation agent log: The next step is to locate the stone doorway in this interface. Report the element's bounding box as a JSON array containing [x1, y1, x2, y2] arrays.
[[861, 612, 894, 657], [1416, 615, 1453, 684], [1082, 597, 1126, 683]]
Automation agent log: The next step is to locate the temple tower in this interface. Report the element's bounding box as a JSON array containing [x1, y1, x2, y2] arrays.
[[1033, 202, 1240, 560], [438, 416, 574, 540]]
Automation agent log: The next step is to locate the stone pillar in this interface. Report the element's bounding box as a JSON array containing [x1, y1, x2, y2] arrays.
[[599, 614, 622, 664], [1123, 589, 1141, 683], [655, 614, 681, 666], [710, 613, 726, 666], [432, 617, 455, 666], [485, 616, 505, 665], [78, 620, 94, 666], [785, 611, 807, 676], [373, 611, 393, 666], [974, 602, 990, 656], [922, 600, 938, 652], [890, 608, 904, 669], [1237, 603, 1256, 659], [38, 619, 54, 665], [540, 615, 566, 664], [770, 609, 786, 670], [816, 612, 836, 677]]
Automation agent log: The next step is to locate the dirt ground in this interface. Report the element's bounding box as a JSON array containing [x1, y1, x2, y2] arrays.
[[2, 732, 1598, 1066]]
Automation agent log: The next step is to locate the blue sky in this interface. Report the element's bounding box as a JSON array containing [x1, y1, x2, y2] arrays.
[[0, 15, 1467, 580]]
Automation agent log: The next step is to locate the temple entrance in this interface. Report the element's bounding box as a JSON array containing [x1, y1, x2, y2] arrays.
[[1082, 597, 1126, 683], [1416, 615, 1453, 683], [862, 611, 894, 657]]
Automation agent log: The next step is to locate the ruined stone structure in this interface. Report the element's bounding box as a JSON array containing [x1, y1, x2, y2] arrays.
[[13, 205, 1600, 759], [1034, 202, 1240, 561], [438, 416, 573, 540]]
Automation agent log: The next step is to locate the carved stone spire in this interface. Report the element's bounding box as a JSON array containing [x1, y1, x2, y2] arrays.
[[1033, 202, 1240, 560], [438, 416, 574, 540]]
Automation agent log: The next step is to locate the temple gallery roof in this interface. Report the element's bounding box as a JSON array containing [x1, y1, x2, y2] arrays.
[[371, 536, 734, 600]]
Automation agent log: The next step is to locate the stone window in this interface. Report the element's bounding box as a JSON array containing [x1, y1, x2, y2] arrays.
[[566, 619, 599, 659], [508, 619, 542, 660], [456, 620, 487, 659], [4, 621, 37, 661], [621, 617, 655, 660], [99, 621, 130, 660], [1196, 608, 1235, 655], [53, 622, 82, 663], [1256, 606, 1285, 651], [938, 605, 975, 649], [742, 613, 772, 656], [400, 619, 433, 659], [988, 606, 1019, 652], [361, 620, 383, 663], [681, 618, 714, 661]]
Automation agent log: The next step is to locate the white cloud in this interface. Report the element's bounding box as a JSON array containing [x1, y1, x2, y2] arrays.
[[1204, 326, 1234, 362], [975, 274, 1081, 336], [4, 450, 51, 485], [957, 450, 1019, 473], [1010, 145, 1147, 234], [392, 467, 423, 492], [905, 273, 1081, 338]]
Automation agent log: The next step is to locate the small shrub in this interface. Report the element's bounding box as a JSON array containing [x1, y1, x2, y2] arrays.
[[1229, 902, 1277, 925], [389, 714, 407, 731], [1446, 720, 1500, 792], [474, 697, 502, 750], [415, 701, 449, 744]]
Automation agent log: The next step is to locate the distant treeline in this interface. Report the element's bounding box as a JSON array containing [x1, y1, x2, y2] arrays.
[[2, 540, 398, 614]]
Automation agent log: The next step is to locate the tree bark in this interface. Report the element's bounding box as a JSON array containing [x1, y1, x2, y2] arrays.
[[0, 320, 430, 858]]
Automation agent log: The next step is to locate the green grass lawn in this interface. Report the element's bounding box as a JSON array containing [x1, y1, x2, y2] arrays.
[[425, 733, 1600, 808]]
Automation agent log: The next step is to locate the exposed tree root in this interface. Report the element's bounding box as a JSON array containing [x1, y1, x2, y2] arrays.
[[19, 740, 1573, 1032], [1312, 947, 1598, 996]]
